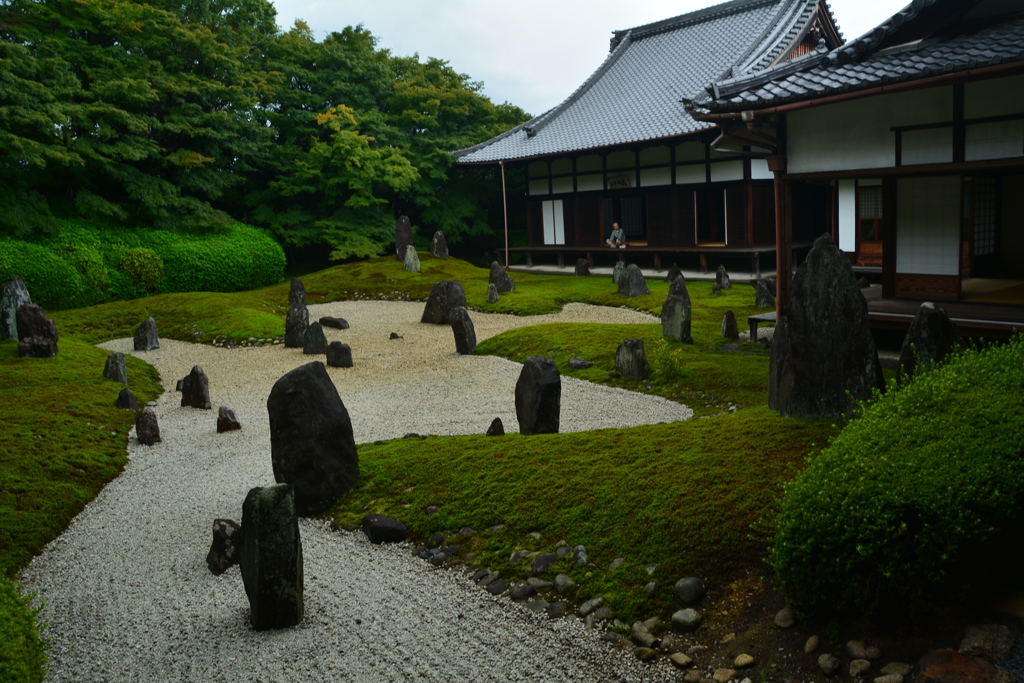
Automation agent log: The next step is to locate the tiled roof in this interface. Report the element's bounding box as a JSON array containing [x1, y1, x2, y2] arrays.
[[701, 0, 1024, 111], [455, 0, 831, 164]]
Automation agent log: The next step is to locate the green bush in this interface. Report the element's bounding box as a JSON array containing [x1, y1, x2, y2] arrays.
[[772, 336, 1024, 617], [119, 248, 164, 292], [51, 243, 111, 307], [161, 225, 284, 293], [0, 577, 47, 683], [0, 240, 84, 309]]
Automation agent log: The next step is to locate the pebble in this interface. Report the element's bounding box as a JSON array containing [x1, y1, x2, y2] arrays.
[[774, 607, 795, 628], [734, 654, 755, 668], [805, 635, 820, 653]]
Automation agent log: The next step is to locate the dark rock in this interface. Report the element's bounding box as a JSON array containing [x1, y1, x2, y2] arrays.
[[515, 355, 561, 435], [485, 578, 508, 595], [666, 263, 683, 283], [16, 303, 57, 357], [572, 545, 587, 565], [489, 261, 515, 293], [612, 262, 625, 284], [721, 311, 739, 340], [531, 553, 556, 575], [856, 276, 872, 289], [362, 514, 408, 544], [711, 282, 721, 296], [632, 621, 661, 648], [575, 258, 590, 277], [897, 302, 963, 385], [180, 365, 212, 409], [403, 245, 420, 273], [267, 362, 359, 516], [671, 608, 702, 633], [430, 231, 449, 259], [510, 583, 537, 601], [916, 649, 1012, 683], [845, 640, 881, 660], [716, 265, 732, 290], [449, 306, 476, 355], [206, 518, 241, 575], [429, 551, 451, 566], [486, 417, 504, 436], [662, 279, 693, 343], [567, 358, 593, 370], [578, 597, 604, 616], [769, 234, 884, 419], [774, 607, 795, 628], [960, 625, 1014, 662], [615, 339, 649, 380], [133, 317, 159, 351], [618, 264, 649, 297], [326, 341, 353, 368], [319, 316, 349, 330], [240, 484, 303, 630], [755, 279, 776, 308], [217, 406, 241, 433], [116, 388, 139, 410], [302, 321, 327, 355], [547, 601, 568, 619], [103, 352, 128, 384], [284, 303, 308, 348], [674, 577, 706, 604], [487, 283, 499, 304], [395, 216, 413, 260], [288, 278, 306, 309], [136, 407, 161, 445], [421, 280, 467, 324], [819, 653, 841, 675], [1, 275, 31, 340], [389, 332, 403, 340]]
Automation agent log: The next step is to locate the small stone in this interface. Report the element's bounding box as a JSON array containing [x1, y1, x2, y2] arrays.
[[487, 283, 500, 304], [574, 258, 590, 277], [115, 388, 139, 410], [674, 577, 706, 604], [403, 245, 420, 272], [880, 663, 912, 676], [430, 231, 448, 259], [734, 654, 755, 669], [509, 583, 536, 601], [609, 557, 626, 571], [205, 518, 241, 575], [846, 640, 882, 660], [721, 310, 739, 340], [326, 341, 353, 368], [180, 365, 211, 409], [850, 659, 872, 677], [713, 668, 736, 683], [523, 600, 548, 614], [546, 601, 567, 619], [362, 514, 407, 544], [960, 624, 1015, 662], [531, 553, 556, 575], [485, 417, 504, 436], [684, 671, 703, 683], [554, 574, 574, 594], [216, 406, 241, 433], [670, 652, 694, 669], [135, 407, 161, 446], [567, 358, 593, 370], [805, 635, 820, 654], [819, 654, 841, 676], [133, 317, 159, 351], [644, 582, 656, 593], [874, 675, 903, 683], [634, 647, 658, 662], [631, 621, 660, 649], [572, 545, 587, 565], [601, 632, 625, 644], [485, 578, 508, 595], [672, 608, 702, 632], [319, 316, 349, 330], [303, 321, 328, 355], [774, 607, 795, 628], [593, 607, 614, 620], [578, 597, 603, 617]]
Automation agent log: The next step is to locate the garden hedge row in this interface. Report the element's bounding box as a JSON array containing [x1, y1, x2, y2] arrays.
[[0, 221, 285, 309]]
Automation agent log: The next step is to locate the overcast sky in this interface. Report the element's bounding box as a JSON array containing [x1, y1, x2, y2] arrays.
[[268, 0, 899, 117]]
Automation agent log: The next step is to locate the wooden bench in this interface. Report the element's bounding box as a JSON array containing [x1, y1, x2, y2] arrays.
[[747, 311, 777, 342]]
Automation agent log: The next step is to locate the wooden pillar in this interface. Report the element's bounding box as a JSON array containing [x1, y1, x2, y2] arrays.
[[882, 177, 898, 298], [769, 156, 791, 317]]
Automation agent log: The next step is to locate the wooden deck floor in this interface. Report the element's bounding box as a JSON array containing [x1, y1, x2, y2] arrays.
[[863, 285, 1024, 338]]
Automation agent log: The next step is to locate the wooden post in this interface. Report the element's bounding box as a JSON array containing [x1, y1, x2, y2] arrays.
[[768, 155, 790, 317], [500, 160, 509, 270]]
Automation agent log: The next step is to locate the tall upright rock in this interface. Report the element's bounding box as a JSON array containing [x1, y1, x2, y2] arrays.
[[661, 276, 693, 343], [769, 234, 884, 418], [395, 216, 413, 260], [421, 280, 467, 324], [1, 276, 31, 340], [240, 484, 303, 630], [515, 356, 561, 435], [897, 302, 963, 385]]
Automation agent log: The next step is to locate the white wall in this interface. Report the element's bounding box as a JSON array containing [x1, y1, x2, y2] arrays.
[[965, 74, 1024, 118], [896, 176, 960, 275], [837, 179, 856, 253]]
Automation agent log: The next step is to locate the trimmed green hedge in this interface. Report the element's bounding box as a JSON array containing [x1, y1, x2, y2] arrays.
[[0, 577, 47, 683], [772, 336, 1024, 617], [0, 221, 285, 309]]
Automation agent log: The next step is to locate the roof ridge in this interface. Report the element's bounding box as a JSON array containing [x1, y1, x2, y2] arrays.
[[610, 0, 779, 50], [729, 0, 808, 76]]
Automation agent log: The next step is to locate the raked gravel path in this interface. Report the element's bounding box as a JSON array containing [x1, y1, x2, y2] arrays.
[[20, 301, 692, 682]]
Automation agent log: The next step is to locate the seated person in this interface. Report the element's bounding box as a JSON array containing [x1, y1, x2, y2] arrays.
[[606, 222, 626, 248]]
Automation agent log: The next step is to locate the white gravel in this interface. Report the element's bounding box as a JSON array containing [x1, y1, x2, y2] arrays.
[[20, 301, 692, 682]]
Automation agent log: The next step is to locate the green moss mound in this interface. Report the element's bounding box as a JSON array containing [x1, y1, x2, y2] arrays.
[[772, 336, 1024, 617], [0, 576, 47, 683]]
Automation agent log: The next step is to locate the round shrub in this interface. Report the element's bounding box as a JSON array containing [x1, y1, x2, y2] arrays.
[[0, 240, 84, 310], [161, 239, 250, 293], [0, 577, 48, 683], [119, 248, 164, 292], [223, 224, 286, 288], [772, 337, 1024, 617], [51, 243, 111, 307]]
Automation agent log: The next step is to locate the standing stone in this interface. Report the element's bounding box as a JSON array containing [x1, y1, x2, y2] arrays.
[[665, 263, 683, 283], [133, 317, 159, 351], [769, 234, 884, 419], [615, 339, 649, 380], [421, 280, 467, 324], [488, 283, 500, 304], [721, 311, 739, 340], [240, 484, 303, 630], [288, 278, 306, 309], [284, 304, 308, 348], [575, 258, 590, 277], [217, 406, 241, 433], [1, 275, 31, 340], [16, 303, 58, 357], [302, 322, 327, 355], [135, 407, 161, 445], [449, 306, 476, 355], [611, 261, 626, 285], [395, 216, 413, 260], [319, 316, 349, 330], [180, 365, 212, 409], [403, 245, 421, 273], [326, 341, 353, 368], [674, 577, 706, 604], [116, 388, 139, 410], [103, 352, 128, 384], [362, 514, 408, 544], [486, 417, 505, 436], [716, 265, 732, 290], [267, 362, 359, 516], [430, 231, 449, 259], [896, 302, 963, 385], [661, 277, 693, 343], [515, 355, 561, 435], [489, 261, 515, 293], [755, 279, 776, 308], [617, 264, 649, 297], [206, 518, 241, 575]]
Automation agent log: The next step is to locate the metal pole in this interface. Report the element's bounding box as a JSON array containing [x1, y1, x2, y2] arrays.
[[500, 160, 509, 270]]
